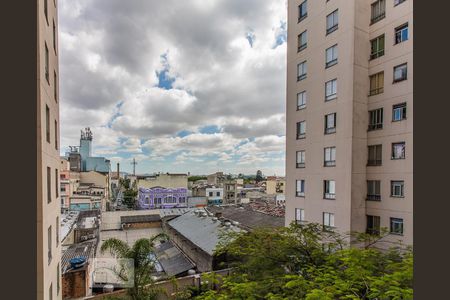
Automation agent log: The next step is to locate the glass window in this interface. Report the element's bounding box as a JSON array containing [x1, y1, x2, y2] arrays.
[[395, 23, 408, 44], [370, 34, 385, 59], [367, 180, 381, 200], [47, 167, 52, 203], [45, 43, 49, 83], [392, 142, 406, 159], [323, 212, 335, 227], [394, 0, 406, 6], [324, 180, 336, 199], [369, 72, 384, 96], [44, 0, 48, 23], [298, 30, 307, 52], [296, 150, 305, 168], [297, 91, 306, 109], [324, 147, 336, 167], [371, 0, 386, 24], [298, 1, 308, 22], [368, 144, 382, 166], [296, 180, 305, 197], [390, 217, 404, 235], [325, 79, 337, 101], [391, 180, 404, 197], [53, 20, 57, 52], [393, 63, 408, 82], [368, 108, 383, 131], [297, 121, 306, 139], [297, 61, 307, 81], [326, 10, 339, 34], [57, 263, 60, 295], [366, 215, 381, 235], [295, 208, 305, 222], [325, 45, 338, 68], [48, 226, 52, 264], [325, 113, 336, 134], [55, 169, 58, 197], [393, 103, 407, 121], [46, 105, 51, 143]]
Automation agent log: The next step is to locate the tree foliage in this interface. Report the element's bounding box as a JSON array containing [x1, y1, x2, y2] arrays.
[[193, 223, 412, 300]]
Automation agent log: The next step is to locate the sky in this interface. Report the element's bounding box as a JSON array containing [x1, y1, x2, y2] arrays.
[[59, 0, 287, 176]]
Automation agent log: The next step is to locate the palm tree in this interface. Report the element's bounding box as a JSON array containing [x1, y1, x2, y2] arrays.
[[100, 233, 168, 300]]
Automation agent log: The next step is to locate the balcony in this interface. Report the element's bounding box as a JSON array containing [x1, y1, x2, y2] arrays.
[[326, 24, 338, 35], [369, 87, 384, 96], [297, 133, 306, 140], [324, 160, 336, 167], [370, 49, 384, 60], [370, 12, 385, 25], [297, 43, 307, 53], [296, 162, 305, 168], [325, 59, 337, 69]]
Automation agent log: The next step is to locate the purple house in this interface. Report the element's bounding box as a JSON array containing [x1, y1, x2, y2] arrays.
[[137, 186, 188, 210]]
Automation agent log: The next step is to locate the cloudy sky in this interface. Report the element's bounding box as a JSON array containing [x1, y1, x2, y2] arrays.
[[59, 0, 287, 176]]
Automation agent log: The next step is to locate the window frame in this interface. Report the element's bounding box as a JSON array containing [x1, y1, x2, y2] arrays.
[[390, 180, 405, 198], [370, 0, 386, 25], [366, 215, 381, 235], [297, 121, 306, 139], [392, 102, 407, 121], [367, 180, 381, 201], [390, 217, 404, 235], [325, 79, 337, 101], [393, 63, 408, 83], [324, 146, 336, 167], [47, 166, 52, 203], [394, 0, 406, 7], [295, 208, 305, 223], [298, 1, 308, 23], [297, 61, 307, 81], [395, 23, 409, 44], [326, 9, 339, 35], [369, 71, 384, 96], [296, 150, 306, 168], [370, 34, 385, 60], [324, 180, 336, 199], [48, 225, 52, 264], [368, 108, 384, 131], [297, 91, 307, 110], [391, 142, 406, 160], [296, 180, 305, 197], [45, 43, 50, 84], [368, 144, 383, 166], [323, 212, 335, 228], [324, 113, 337, 134], [325, 44, 338, 68], [298, 30, 307, 52]]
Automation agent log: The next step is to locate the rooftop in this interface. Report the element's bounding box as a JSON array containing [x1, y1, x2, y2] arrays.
[[61, 211, 80, 243], [154, 241, 195, 277], [61, 239, 97, 274], [167, 209, 241, 256]]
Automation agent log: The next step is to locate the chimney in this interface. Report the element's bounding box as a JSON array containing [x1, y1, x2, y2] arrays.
[[117, 163, 120, 179]]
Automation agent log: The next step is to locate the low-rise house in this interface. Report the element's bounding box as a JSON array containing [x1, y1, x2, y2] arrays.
[[137, 187, 188, 209], [205, 187, 223, 205]]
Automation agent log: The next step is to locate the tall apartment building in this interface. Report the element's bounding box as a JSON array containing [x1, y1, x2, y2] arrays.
[[37, 0, 62, 299], [285, 0, 412, 246]]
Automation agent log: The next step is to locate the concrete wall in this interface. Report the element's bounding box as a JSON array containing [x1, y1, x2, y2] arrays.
[[62, 265, 89, 299], [37, 0, 62, 299], [138, 174, 188, 189]]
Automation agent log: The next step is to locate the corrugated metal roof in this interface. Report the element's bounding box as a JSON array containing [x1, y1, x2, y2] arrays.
[[61, 239, 97, 273], [121, 214, 161, 223], [154, 241, 195, 277], [167, 210, 240, 256]]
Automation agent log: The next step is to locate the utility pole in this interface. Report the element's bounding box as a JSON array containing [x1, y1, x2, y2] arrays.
[[131, 158, 137, 176]]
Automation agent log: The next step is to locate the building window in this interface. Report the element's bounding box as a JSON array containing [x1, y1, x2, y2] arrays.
[[47, 167, 52, 203], [44, 0, 49, 24], [324, 147, 336, 167], [366, 215, 381, 235], [393, 63, 407, 82], [394, 0, 406, 6], [392, 142, 406, 159], [367, 180, 381, 201], [297, 91, 306, 110], [56, 216, 59, 245], [53, 20, 57, 53], [370, 34, 385, 60], [393, 103, 407, 121], [325, 79, 337, 101], [325, 44, 338, 68], [368, 144, 382, 166], [368, 108, 383, 131], [54, 71, 58, 102], [55, 169, 59, 197], [297, 61, 307, 81], [55, 120, 58, 150], [296, 150, 305, 168], [57, 263, 60, 295], [46, 105, 51, 143], [295, 208, 305, 223], [297, 121, 306, 139], [48, 225, 52, 264], [209, 192, 213, 197], [390, 217, 404, 235], [298, 1, 307, 22], [369, 72, 384, 96], [326, 9, 339, 34], [45, 43, 50, 84], [296, 180, 305, 197], [323, 212, 335, 228], [371, 0, 386, 24], [395, 23, 408, 44], [324, 180, 336, 199], [324, 113, 336, 134], [216, 192, 220, 197], [391, 180, 404, 197], [298, 30, 307, 52]]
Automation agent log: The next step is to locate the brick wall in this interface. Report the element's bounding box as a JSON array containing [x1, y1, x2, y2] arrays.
[[62, 268, 87, 299]]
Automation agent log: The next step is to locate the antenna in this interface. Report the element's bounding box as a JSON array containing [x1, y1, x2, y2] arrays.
[[131, 158, 137, 176]]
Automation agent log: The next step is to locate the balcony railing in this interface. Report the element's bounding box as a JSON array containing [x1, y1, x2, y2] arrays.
[[297, 133, 306, 140], [366, 228, 380, 235], [370, 49, 384, 60], [324, 160, 336, 167], [324, 193, 336, 200], [366, 194, 381, 201], [369, 87, 384, 96], [367, 159, 382, 166], [370, 12, 385, 25], [296, 191, 305, 197], [368, 123, 383, 131], [325, 59, 338, 68], [298, 13, 307, 23], [296, 162, 305, 168], [297, 43, 307, 52], [326, 24, 338, 35], [325, 127, 336, 134], [297, 74, 307, 81]]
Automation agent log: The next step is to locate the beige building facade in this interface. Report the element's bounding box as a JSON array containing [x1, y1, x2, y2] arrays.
[[285, 0, 412, 246], [37, 0, 62, 299], [138, 173, 188, 189]]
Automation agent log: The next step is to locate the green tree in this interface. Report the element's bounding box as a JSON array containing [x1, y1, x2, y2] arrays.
[[122, 189, 138, 209], [100, 234, 168, 300], [255, 170, 263, 183], [193, 223, 412, 300]]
